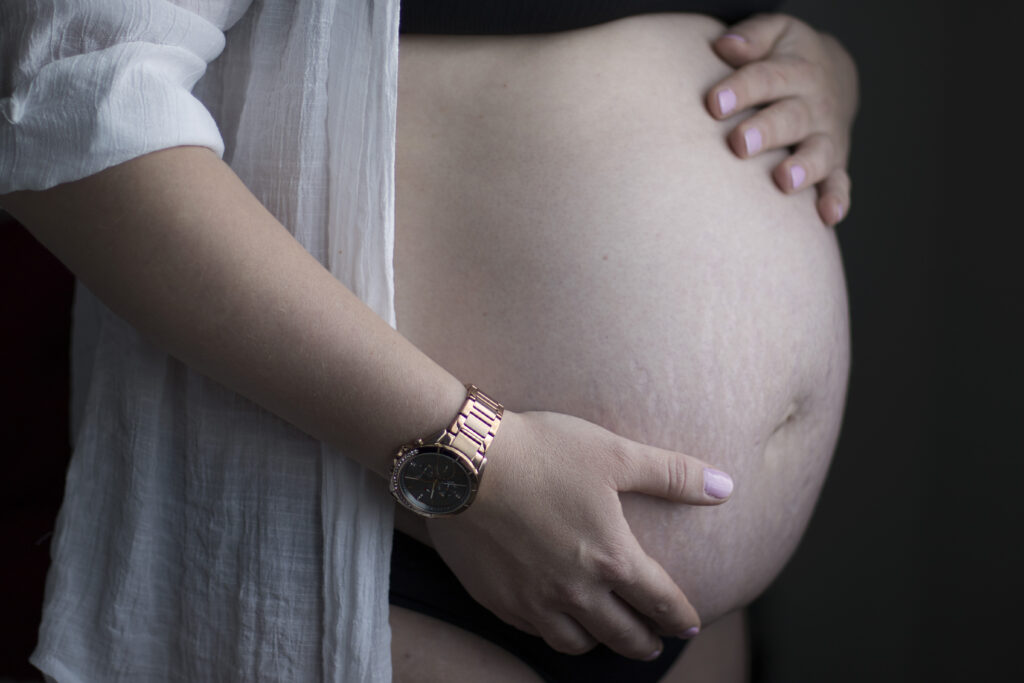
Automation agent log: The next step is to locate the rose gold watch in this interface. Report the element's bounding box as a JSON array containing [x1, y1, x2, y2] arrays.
[[389, 385, 504, 518]]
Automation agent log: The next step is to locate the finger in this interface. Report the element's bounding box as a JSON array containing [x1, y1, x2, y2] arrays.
[[815, 168, 852, 227], [726, 97, 812, 158], [771, 132, 838, 195], [706, 56, 816, 119], [613, 441, 734, 504], [602, 534, 702, 638], [568, 592, 665, 661], [711, 13, 793, 67], [533, 612, 598, 656]]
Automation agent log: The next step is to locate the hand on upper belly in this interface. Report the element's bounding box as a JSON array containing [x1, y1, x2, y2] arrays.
[[704, 13, 859, 226]]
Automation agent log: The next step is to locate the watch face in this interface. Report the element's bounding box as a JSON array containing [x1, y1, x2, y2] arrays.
[[393, 445, 476, 516]]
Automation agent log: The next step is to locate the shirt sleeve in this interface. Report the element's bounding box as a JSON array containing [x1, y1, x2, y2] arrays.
[[0, 0, 249, 194]]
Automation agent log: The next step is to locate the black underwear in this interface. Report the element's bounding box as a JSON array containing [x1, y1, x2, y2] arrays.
[[389, 529, 688, 683]]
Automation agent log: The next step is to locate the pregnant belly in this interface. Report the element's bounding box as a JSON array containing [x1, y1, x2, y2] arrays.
[[394, 13, 850, 622]]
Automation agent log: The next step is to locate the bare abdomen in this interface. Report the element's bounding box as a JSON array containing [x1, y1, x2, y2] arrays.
[[393, 13, 850, 623]]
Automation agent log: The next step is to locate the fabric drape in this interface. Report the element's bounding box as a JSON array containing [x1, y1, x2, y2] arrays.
[[1, 0, 400, 680]]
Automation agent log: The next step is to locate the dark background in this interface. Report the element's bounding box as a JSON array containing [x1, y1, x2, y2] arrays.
[[1, 1, 1018, 680], [748, 1, 1021, 681]]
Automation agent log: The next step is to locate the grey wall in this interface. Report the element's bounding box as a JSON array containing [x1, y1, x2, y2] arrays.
[[749, 2, 1020, 681]]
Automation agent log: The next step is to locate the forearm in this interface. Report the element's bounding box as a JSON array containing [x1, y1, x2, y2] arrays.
[[0, 145, 465, 476]]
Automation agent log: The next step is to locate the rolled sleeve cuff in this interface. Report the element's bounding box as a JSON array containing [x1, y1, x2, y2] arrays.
[[1, 3, 227, 194]]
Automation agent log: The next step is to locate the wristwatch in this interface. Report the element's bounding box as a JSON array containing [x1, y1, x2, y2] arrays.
[[389, 384, 504, 518]]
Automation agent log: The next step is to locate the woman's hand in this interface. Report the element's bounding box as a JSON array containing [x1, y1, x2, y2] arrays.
[[425, 410, 734, 661], [705, 14, 859, 227]]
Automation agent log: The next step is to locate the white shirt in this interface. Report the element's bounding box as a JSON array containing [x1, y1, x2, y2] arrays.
[[1, 1, 400, 680]]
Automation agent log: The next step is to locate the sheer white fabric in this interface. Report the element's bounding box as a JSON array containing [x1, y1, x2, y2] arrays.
[[2, 0, 400, 680]]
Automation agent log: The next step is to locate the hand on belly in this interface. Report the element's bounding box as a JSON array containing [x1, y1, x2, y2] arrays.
[[425, 409, 735, 658]]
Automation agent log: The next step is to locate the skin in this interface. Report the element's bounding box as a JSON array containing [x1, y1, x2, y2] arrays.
[[390, 11, 856, 681]]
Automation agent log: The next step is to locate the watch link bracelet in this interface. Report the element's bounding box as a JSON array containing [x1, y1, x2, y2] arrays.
[[389, 385, 504, 518]]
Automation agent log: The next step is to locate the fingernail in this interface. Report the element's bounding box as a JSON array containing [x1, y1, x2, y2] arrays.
[[681, 626, 701, 639], [834, 202, 845, 222], [743, 127, 762, 155], [717, 88, 736, 115], [722, 33, 748, 43], [790, 164, 806, 189], [703, 468, 734, 499], [644, 647, 663, 661]]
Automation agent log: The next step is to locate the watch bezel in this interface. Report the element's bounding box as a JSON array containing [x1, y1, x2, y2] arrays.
[[390, 442, 481, 518]]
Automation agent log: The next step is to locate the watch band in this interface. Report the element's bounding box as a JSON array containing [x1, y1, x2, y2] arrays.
[[439, 384, 504, 472]]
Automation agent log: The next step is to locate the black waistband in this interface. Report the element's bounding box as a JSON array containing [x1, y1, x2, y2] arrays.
[[389, 529, 688, 683]]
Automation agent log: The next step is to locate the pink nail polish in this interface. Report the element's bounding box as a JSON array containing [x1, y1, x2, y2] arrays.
[[644, 648, 663, 661], [703, 468, 734, 499], [834, 203, 845, 222], [721, 33, 748, 42], [681, 627, 701, 639], [743, 128, 762, 155], [717, 88, 736, 115], [790, 164, 806, 189]]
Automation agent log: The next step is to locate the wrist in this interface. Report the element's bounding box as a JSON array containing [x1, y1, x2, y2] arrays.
[[389, 384, 506, 517]]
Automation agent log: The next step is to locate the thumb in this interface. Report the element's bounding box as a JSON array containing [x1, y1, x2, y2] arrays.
[[712, 13, 792, 67], [616, 442, 735, 505]]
